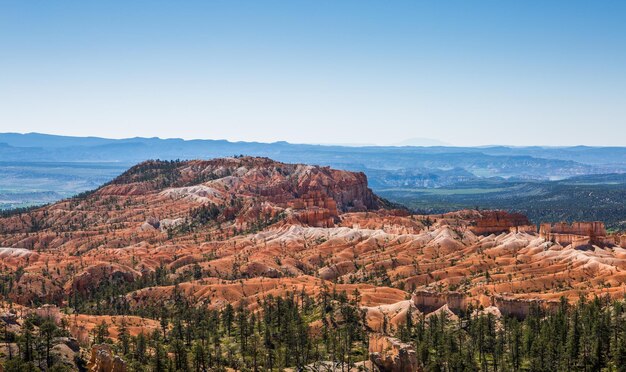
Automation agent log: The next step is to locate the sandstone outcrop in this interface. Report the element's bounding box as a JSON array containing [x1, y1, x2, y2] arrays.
[[412, 290, 468, 314], [65, 263, 141, 295], [425, 304, 460, 321], [369, 334, 418, 372], [363, 300, 418, 333], [492, 295, 560, 319], [540, 221, 614, 247], [34, 304, 63, 324], [87, 344, 126, 372], [412, 210, 536, 235], [67, 315, 160, 345], [413, 290, 562, 318], [464, 210, 535, 235], [51, 342, 80, 370]]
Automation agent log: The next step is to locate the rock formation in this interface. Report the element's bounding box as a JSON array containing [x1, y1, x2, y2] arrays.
[[87, 344, 126, 372], [412, 210, 536, 235], [492, 295, 561, 319], [64, 263, 140, 295], [412, 290, 560, 319], [540, 221, 614, 247], [466, 210, 536, 235], [412, 290, 468, 314], [369, 334, 418, 372]]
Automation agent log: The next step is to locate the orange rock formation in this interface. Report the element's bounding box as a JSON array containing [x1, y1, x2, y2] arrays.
[[0, 156, 624, 364], [369, 334, 418, 372], [87, 344, 126, 372], [540, 221, 614, 247]]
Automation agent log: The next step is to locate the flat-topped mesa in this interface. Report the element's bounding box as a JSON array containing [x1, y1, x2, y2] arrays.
[[468, 211, 536, 235], [541, 221, 607, 237], [0, 156, 386, 237], [427, 210, 535, 235], [540, 221, 614, 248]]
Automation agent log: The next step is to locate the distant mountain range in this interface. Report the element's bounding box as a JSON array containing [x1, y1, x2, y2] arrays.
[[1, 132, 625, 226], [2, 132, 625, 177]]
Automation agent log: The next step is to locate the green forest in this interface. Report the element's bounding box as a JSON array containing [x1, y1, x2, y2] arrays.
[[4, 291, 626, 371], [379, 175, 626, 230]]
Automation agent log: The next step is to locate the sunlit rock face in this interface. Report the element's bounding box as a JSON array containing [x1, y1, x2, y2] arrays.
[[540, 221, 615, 247], [369, 334, 418, 372]]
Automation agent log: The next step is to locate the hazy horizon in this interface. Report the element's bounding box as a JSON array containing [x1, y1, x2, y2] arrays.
[[1, 1, 625, 146], [4, 131, 626, 149]]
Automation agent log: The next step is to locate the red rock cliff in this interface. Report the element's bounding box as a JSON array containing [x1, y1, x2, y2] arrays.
[[540, 221, 613, 247], [469, 211, 535, 235]]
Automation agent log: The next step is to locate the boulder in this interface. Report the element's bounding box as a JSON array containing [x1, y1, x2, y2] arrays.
[[88, 344, 126, 372], [139, 222, 156, 232], [159, 218, 184, 231], [51, 343, 80, 371], [145, 216, 160, 229], [369, 334, 418, 372], [54, 336, 80, 352]]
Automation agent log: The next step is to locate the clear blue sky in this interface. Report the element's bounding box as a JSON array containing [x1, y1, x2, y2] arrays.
[[1, 1, 625, 146]]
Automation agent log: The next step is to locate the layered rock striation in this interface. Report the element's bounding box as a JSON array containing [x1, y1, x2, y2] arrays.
[[540, 221, 614, 247]]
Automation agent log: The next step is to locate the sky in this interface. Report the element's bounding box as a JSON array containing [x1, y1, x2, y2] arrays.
[[1, 1, 625, 146]]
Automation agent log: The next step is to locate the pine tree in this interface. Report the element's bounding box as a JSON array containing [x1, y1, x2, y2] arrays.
[[117, 317, 130, 356], [39, 319, 57, 368]]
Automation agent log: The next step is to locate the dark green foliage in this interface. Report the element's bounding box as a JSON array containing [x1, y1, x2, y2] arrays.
[[189, 203, 221, 226], [106, 160, 184, 189], [381, 175, 626, 229], [406, 295, 626, 372], [105, 159, 228, 191], [8, 292, 626, 371], [0, 205, 46, 219], [78, 287, 367, 371], [1, 313, 78, 371]]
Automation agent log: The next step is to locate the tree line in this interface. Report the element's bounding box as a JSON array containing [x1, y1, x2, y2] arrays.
[[6, 289, 626, 371]]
